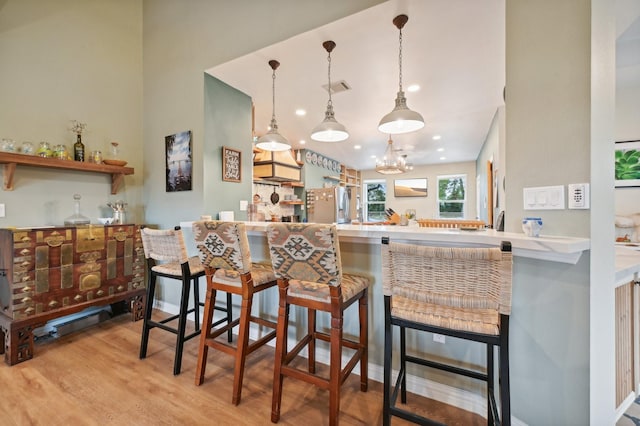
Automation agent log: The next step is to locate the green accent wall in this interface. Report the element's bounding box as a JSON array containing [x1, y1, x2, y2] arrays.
[[203, 75, 253, 220]]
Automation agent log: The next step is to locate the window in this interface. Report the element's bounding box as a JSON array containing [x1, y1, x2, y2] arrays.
[[437, 174, 466, 219], [364, 180, 386, 222]]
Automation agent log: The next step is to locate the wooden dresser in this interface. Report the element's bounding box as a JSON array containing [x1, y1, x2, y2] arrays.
[[0, 224, 146, 365]]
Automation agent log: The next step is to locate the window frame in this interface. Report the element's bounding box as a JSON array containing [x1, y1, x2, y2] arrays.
[[436, 174, 467, 219], [362, 179, 387, 222]]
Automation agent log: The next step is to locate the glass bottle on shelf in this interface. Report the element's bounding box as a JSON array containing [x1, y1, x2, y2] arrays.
[[74, 134, 85, 161], [64, 194, 91, 225], [37, 141, 52, 157], [110, 141, 120, 159]]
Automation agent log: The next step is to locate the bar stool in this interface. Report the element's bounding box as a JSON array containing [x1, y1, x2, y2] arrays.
[[192, 220, 278, 405], [381, 238, 512, 426], [266, 223, 369, 425], [138, 226, 232, 375]]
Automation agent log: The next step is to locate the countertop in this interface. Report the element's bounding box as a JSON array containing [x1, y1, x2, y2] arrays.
[[238, 222, 591, 264], [615, 243, 640, 282]]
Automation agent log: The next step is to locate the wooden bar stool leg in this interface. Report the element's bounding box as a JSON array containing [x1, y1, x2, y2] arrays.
[[226, 292, 233, 343], [232, 291, 253, 405], [173, 276, 192, 375], [139, 273, 156, 359], [193, 276, 201, 332], [195, 285, 217, 386], [271, 289, 289, 423], [308, 308, 316, 374], [359, 289, 368, 392], [328, 311, 343, 426]]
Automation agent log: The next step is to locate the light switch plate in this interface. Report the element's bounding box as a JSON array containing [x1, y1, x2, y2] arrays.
[[0, 203, 5, 218], [523, 186, 565, 210]]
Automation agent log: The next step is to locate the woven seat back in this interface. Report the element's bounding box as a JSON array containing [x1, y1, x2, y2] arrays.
[[140, 227, 189, 264], [192, 221, 251, 274], [266, 223, 342, 286], [382, 242, 512, 315]]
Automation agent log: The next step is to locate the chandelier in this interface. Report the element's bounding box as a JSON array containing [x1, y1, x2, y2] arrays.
[[375, 136, 407, 174]]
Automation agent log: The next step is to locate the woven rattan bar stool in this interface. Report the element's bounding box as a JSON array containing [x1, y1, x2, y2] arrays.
[[192, 220, 278, 405], [266, 223, 370, 426], [139, 226, 232, 375], [381, 238, 512, 426]]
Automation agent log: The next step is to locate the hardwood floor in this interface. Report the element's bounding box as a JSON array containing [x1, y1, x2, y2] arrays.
[[0, 312, 485, 425]]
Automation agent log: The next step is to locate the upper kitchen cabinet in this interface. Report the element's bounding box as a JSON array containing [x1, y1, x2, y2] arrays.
[[253, 149, 301, 183], [340, 165, 360, 188]]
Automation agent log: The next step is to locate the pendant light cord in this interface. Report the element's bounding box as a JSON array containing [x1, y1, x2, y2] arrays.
[[271, 68, 277, 122], [327, 49, 333, 108], [398, 26, 403, 93]]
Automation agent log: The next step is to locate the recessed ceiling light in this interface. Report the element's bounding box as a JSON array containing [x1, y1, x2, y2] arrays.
[[439, 156, 446, 161], [432, 135, 441, 140], [371, 155, 377, 159], [437, 147, 444, 152], [299, 140, 306, 144], [354, 145, 361, 150], [295, 109, 306, 116], [407, 84, 420, 92]]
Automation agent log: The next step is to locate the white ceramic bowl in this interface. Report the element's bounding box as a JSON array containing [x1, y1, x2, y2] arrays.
[[97, 217, 114, 225]]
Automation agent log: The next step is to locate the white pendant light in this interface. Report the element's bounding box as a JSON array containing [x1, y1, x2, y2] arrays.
[[378, 14, 425, 135], [375, 136, 407, 174], [311, 41, 349, 142], [256, 60, 291, 152]]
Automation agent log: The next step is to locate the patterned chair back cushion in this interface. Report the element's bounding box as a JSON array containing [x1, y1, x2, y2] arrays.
[[140, 227, 189, 264], [192, 221, 251, 274], [266, 223, 342, 286]]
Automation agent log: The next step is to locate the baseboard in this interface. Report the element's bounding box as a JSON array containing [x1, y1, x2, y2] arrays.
[[155, 300, 526, 425]]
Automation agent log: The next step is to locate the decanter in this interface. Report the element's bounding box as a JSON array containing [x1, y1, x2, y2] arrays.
[[64, 194, 91, 225]]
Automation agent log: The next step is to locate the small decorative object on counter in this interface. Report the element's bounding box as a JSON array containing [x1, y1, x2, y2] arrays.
[[20, 141, 34, 155], [37, 141, 52, 158], [522, 217, 543, 237], [64, 193, 91, 225], [70, 120, 87, 162]]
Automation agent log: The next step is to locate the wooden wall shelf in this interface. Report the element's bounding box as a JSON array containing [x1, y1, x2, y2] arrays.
[[0, 152, 134, 194], [279, 200, 304, 205]]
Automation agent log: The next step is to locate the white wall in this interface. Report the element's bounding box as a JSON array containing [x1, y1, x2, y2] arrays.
[[0, 0, 143, 226], [361, 161, 477, 221], [615, 68, 640, 215]]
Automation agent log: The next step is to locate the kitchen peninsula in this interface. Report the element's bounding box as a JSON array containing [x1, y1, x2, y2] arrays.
[[182, 220, 592, 422]]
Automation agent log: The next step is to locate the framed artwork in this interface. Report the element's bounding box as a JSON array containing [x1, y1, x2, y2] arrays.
[[394, 178, 428, 197], [165, 130, 193, 192], [615, 140, 640, 188], [222, 146, 241, 182]]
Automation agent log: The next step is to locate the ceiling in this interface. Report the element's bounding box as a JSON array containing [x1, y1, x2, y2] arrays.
[[207, 0, 505, 171], [208, 0, 639, 171]]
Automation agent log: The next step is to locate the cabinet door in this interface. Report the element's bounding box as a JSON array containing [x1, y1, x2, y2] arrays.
[[616, 281, 634, 407]]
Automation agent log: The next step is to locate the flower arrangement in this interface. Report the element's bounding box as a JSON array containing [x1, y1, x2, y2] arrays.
[[69, 120, 87, 135]]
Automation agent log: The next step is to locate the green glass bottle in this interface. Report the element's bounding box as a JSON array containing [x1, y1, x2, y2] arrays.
[[74, 134, 85, 162]]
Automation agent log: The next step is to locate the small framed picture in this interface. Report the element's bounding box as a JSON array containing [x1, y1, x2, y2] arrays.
[[394, 178, 428, 197], [615, 140, 640, 188], [165, 130, 193, 192], [222, 146, 241, 182]]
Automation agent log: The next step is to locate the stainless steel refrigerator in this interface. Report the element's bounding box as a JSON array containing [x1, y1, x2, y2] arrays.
[[306, 187, 352, 224]]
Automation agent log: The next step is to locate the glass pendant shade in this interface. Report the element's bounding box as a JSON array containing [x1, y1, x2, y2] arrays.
[[379, 14, 424, 135], [256, 59, 291, 152], [375, 136, 407, 175], [311, 40, 349, 142]]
